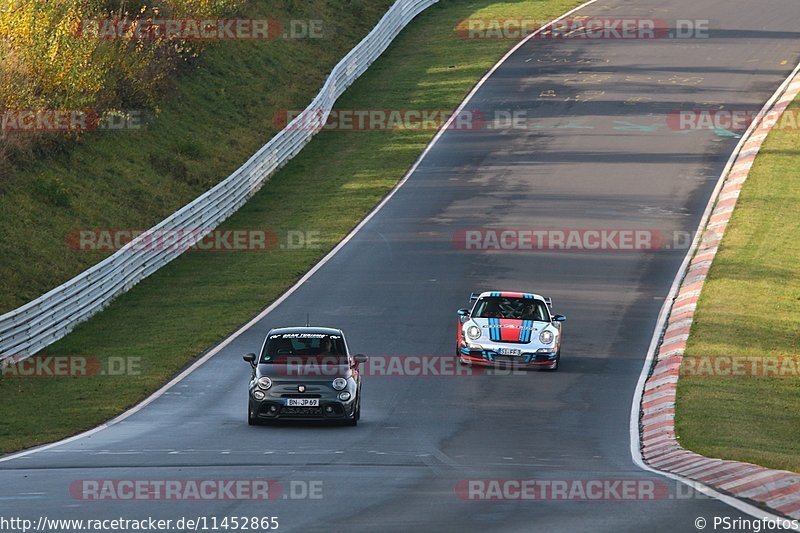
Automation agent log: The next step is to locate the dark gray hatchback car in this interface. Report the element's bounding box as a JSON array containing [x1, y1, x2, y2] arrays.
[[243, 327, 366, 426]]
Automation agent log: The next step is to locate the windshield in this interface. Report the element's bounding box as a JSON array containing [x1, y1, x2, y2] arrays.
[[260, 332, 348, 364], [473, 297, 550, 322]]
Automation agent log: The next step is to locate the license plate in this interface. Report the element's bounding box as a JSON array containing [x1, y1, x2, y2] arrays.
[[498, 348, 521, 356], [285, 398, 319, 407]]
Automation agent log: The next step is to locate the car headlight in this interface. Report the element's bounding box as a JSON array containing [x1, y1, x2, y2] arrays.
[[467, 325, 481, 340], [253, 390, 266, 400], [257, 377, 272, 390], [338, 391, 351, 401], [539, 330, 554, 345], [332, 377, 347, 390]]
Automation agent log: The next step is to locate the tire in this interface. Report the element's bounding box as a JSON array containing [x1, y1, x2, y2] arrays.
[[248, 410, 258, 426], [345, 398, 360, 426]]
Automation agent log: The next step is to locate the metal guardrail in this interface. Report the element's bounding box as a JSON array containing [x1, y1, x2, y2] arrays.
[[0, 0, 438, 360]]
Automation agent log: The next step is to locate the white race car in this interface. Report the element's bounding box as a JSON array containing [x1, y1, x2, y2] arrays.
[[456, 291, 566, 370]]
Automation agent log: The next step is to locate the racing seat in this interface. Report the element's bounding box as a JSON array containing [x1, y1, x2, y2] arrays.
[[273, 338, 295, 355]]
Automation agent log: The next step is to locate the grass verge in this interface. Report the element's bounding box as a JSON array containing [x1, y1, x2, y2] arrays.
[[0, 0, 582, 454], [675, 98, 800, 473]]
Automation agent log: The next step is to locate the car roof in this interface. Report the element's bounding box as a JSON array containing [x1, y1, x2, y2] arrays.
[[268, 326, 344, 336], [478, 291, 545, 300]]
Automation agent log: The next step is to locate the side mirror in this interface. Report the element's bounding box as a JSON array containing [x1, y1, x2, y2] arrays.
[[457, 308, 470, 317], [552, 315, 566, 322], [243, 353, 257, 365], [353, 354, 368, 364]]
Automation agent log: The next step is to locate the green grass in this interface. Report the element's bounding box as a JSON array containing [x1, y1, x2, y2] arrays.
[[0, 0, 581, 454], [675, 99, 800, 473], [0, 0, 396, 313]]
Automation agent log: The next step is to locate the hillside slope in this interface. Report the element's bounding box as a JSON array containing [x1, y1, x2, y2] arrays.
[[0, 0, 394, 313]]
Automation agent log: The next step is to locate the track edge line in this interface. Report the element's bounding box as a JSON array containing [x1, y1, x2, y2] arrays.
[[629, 56, 800, 527]]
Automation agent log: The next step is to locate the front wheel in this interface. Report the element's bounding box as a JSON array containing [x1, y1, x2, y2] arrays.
[[345, 398, 360, 426], [248, 410, 258, 426]]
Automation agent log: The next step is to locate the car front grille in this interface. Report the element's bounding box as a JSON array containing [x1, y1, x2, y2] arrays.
[[492, 355, 527, 364], [280, 406, 324, 417]]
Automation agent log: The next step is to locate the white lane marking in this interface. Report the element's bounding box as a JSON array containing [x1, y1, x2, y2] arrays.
[[629, 57, 800, 526], [0, 0, 598, 467], [92, 451, 142, 455]]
